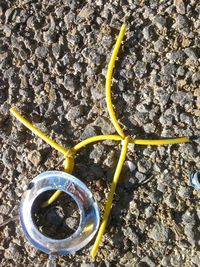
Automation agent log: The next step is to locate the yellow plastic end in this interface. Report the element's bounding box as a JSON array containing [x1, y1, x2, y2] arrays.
[[10, 107, 69, 155], [131, 137, 190, 146], [106, 24, 126, 138], [41, 190, 62, 208], [73, 135, 122, 152], [91, 137, 129, 258], [64, 157, 74, 173]]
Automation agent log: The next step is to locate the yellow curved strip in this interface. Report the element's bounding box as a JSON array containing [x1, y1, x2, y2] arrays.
[[91, 137, 129, 258], [64, 157, 74, 173], [73, 135, 123, 152], [131, 137, 190, 145], [42, 190, 62, 208], [10, 107, 68, 155], [42, 157, 75, 208], [106, 24, 126, 138]]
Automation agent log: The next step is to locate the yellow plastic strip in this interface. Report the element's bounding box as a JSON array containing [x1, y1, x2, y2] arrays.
[[10, 107, 69, 155], [91, 137, 129, 258], [42, 190, 62, 208], [64, 157, 74, 173], [73, 135, 123, 152], [42, 157, 75, 208], [131, 137, 190, 146], [106, 24, 126, 138]]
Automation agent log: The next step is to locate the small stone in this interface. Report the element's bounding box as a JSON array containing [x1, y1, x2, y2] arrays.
[[3, 25, 12, 37], [170, 250, 184, 266], [55, 7, 64, 18], [4, 8, 14, 24], [177, 66, 185, 76], [66, 105, 83, 122], [154, 89, 170, 107], [35, 46, 48, 59], [4, 243, 22, 260], [143, 123, 156, 133], [184, 47, 198, 61], [134, 61, 147, 78], [28, 150, 42, 166], [94, 116, 115, 135], [148, 223, 169, 242], [161, 256, 171, 266], [89, 144, 104, 164], [0, 204, 10, 215], [63, 74, 77, 93], [80, 125, 97, 139], [125, 177, 138, 189], [125, 161, 136, 172], [103, 151, 116, 168], [164, 193, 177, 209], [180, 113, 192, 125], [184, 225, 196, 245], [65, 217, 78, 230], [170, 91, 193, 107], [67, 34, 82, 46], [142, 25, 155, 41], [161, 63, 176, 82], [192, 254, 200, 266], [135, 172, 146, 183], [43, 30, 56, 44], [145, 206, 155, 218], [136, 103, 149, 113], [137, 158, 152, 173], [159, 115, 173, 127], [182, 210, 195, 226], [154, 39, 165, 52], [192, 72, 200, 84], [148, 191, 163, 203], [78, 5, 94, 18], [177, 185, 192, 198], [153, 15, 166, 30], [174, 0, 186, 14], [166, 50, 185, 63], [173, 15, 189, 35], [52, 44, 60, 59], [123, 227, 139, 244]]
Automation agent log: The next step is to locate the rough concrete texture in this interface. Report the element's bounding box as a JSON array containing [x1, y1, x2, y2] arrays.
[[0, 0, 200, 266]]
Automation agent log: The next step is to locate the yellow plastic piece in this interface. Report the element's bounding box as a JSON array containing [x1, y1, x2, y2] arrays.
[[64, 157, 74, 173], [72, 136, 189, 152], [106, 24, 126, 138], [42, 190, 62, 208], [73, 135, 123, 152], [91, 137, 129, 258], [82, 224, 94, 234], [10, 107, 68, 155], [130, 137, 190, 146], [42, 156, 75, 208]]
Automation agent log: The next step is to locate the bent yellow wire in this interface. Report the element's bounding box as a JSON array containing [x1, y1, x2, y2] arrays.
[[42, 156, 75, 208], [91, 137, 129, 258], [131, 137, 190, 146], [9, 23, 193, 259], [73, 135, 123, 152], [10, 107, 69, 156], [106, 24, 126, 138]]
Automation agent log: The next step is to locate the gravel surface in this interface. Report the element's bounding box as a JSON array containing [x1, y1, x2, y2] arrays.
[[0, 0, 200, 266]]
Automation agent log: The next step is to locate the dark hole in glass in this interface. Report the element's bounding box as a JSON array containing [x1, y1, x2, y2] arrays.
[[31, 190, 80, 240]]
